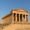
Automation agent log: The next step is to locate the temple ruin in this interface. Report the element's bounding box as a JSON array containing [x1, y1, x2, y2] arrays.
[[2, 9, 30, 30]]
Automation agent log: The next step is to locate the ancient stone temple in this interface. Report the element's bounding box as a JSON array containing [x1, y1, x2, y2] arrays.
[[2, 9, 28, 24], [11, 9, 28, 24], [2, 9, 30, 30]]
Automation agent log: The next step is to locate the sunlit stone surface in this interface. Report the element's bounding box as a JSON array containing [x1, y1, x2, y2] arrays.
[[3, 24, 30, 30]]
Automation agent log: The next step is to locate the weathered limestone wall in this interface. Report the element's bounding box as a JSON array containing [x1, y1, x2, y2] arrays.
[[2, 15, 12, 25]]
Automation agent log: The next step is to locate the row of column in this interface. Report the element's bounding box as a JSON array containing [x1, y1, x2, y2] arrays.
[[12, 13, 28, 23]]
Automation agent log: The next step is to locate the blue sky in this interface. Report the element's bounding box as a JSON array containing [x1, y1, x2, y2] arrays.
[[0, 0, 30, 20]]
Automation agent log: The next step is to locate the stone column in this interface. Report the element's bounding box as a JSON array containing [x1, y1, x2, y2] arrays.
[[22, 14, 23, 23], [19, 14, 20, 23], [15, 13, 17, 23], [12, 13, 14, 24], [26, 15, 28, 22], [25, 15, 26, 22]]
